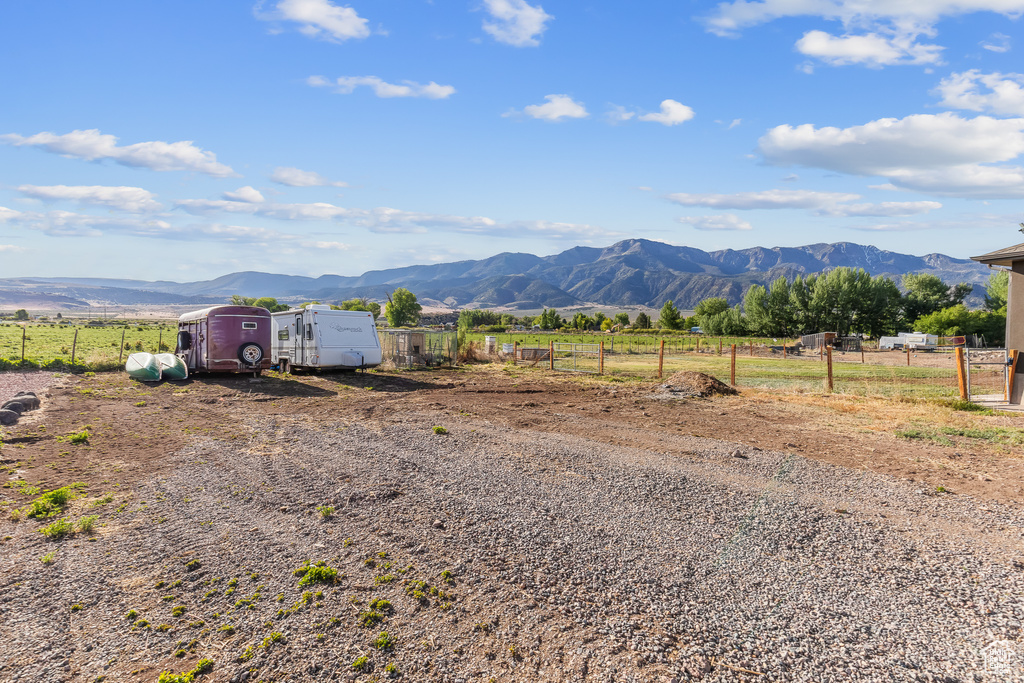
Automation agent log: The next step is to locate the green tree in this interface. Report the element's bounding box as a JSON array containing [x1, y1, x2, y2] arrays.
[[632, 312, 652, 329], [902, 273, 973, 323], [385, 288, 422, 327], [340, 298, 382, 319], [593, 312, 607, 329], [536, 308, 561, 330], [912, 305, 1006, 345], [231, 295, 288, 312], [601, 318, 614, 331], [693, 297, 729, 332], [570, 312, 594, 330], [613, 312, 630, 327], [984, 270, 1009, 312], [657, 300, 682, 330], [14, 309, 29, 320]]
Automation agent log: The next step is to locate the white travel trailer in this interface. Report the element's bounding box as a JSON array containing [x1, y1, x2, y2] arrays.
[[271, 305, 382, 372]]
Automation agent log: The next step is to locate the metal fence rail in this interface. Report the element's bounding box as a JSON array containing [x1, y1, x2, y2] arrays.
[[552, 342, 600, 374], [964, 348, 1011, 400]]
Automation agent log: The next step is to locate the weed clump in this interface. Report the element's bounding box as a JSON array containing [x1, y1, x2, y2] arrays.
[[294, 560, 339, 587], [24, 483, 85, 518], [39, 518, 74, 539], [156, 658, 213, 683], [373, 630, 397, 650]]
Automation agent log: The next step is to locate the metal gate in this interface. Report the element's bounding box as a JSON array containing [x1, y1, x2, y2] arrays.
[[552, 343, 600, 374], [964, 348, 1012, 400]]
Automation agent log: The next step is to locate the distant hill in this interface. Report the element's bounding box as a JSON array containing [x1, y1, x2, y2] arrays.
[[0, 239, 993, 311]]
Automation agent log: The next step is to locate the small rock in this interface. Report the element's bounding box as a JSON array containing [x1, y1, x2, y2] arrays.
[[432, 519, 446, 530]]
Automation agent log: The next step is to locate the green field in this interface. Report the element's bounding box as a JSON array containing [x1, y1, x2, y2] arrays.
[[0, 322, 177, 371]]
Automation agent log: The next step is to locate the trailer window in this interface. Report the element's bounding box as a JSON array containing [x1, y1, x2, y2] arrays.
[[306, 324, 313, 340], [277, 329, 289, 341], [242, 322, 257, 330]]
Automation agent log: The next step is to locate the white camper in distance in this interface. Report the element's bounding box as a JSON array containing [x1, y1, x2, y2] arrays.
[[271, 305, 382, 372]]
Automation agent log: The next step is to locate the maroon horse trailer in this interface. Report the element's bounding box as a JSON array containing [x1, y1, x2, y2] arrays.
[[176, 305, 272, 374]]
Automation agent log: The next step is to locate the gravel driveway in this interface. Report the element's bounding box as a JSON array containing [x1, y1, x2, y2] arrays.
[[2, 395, 1022, 682]]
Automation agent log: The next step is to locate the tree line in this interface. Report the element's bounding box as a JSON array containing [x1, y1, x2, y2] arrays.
[[681, 269, 1006, 344]]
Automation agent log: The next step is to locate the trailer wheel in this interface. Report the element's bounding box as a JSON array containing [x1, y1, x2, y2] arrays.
[[238, 343, 264, 365]]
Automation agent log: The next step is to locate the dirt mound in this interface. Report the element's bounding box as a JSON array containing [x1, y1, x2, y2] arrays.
[[661, 371, 737, 397]]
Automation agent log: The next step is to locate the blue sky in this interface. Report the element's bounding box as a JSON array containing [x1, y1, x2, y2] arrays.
[[2, 0, 1024, 281]]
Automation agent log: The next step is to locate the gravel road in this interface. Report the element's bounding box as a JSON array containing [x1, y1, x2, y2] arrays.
[[1, 397, 1023, 682]]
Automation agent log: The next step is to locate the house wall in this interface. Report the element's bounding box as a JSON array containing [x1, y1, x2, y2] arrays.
[[1011, 262, 1024, 403]]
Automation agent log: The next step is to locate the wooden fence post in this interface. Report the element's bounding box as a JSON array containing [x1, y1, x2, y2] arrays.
[[861, 347, 865, 364], [954, 347, 968, 400], [826, 346, 833, 393], [21, 324, 26, 361], [118, 328, 126, 367], [696, 337, 700, 354], [750, 340, 754, 357], [549, 340, 554, 371], [783, 342, 787, 359], [906, 346, 911, 366], [514, 341, 519, 363], [730, 344, 737, 386], [70, 329, 78, 367], [599, 342, 604, 375], [158, 330, 162, 353], [658, 339, 665, 379], [718, 337, 723, 354]]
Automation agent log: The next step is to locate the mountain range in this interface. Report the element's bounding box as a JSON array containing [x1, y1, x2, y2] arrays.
[[0, 239, 994, 312]]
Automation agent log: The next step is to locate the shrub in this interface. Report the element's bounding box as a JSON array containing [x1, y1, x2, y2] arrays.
[[77, 515, 98, 533]]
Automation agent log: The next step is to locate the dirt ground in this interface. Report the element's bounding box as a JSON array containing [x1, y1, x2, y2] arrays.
[[3, 365, 1024, 682], [2, 363, 1022, 513]]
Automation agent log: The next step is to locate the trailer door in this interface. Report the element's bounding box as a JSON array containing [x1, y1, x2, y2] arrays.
[[292, 313, 305, 366]]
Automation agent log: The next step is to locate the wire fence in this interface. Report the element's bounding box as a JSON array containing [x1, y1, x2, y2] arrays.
[[508, 339, 1004, 400], [0, 322, 175, 372], [379, 330, 458, 369]]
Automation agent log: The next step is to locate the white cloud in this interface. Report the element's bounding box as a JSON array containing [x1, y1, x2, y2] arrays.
[[981, 32, 1011, 52], [668, 189, 941, 216], [704, 0, 1024, 37], [15, 185, 162, 213], [303, 240, 351, 250], [677, 214, 753, 231], [729, 118, 742, 129], [795, 30, 942, 67], [934, 70, 1024, 116], [0, 206, 21, 222], [607, 106, 636, 123], [222, 186, 266, 203], [271, 167, 348, 187], [1, 129, 235, 177], [817, 200, 942, 216], [308, 75, 455, 99], [668, 189, 860, 210], [0, 244, 25, 253], [758, 112, 1024, 197], [702, 0, 1024, 69], [174, 194, 618, 239], [262, 0, 370, 42], [512, 94, 588, 121], [176, 198, 359, 221], [482, 0, 552, 47], [637, 100, 695, 126]]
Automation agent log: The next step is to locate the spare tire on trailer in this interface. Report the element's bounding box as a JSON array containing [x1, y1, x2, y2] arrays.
[[238, 342, 264, 366]]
